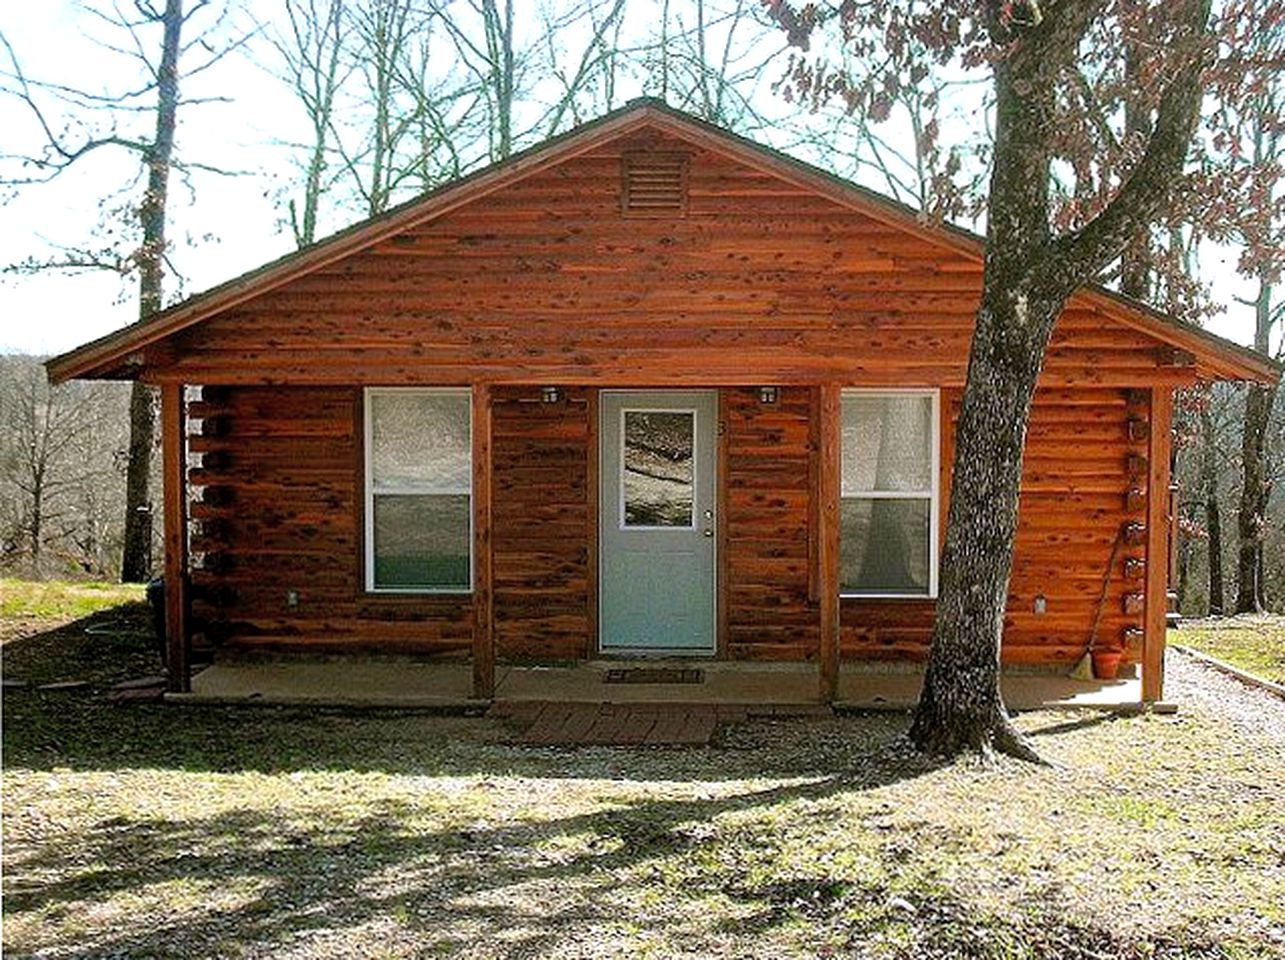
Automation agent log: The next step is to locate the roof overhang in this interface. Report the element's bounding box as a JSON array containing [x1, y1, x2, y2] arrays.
[[46, 98, 1280, 386]]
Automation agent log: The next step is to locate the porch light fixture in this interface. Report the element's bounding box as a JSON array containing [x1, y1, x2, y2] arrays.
[[758, 386, 779, 404], [540, 386, 562, 404]]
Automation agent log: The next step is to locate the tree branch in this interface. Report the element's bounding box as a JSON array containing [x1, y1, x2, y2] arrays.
[[1052, 0, 1212, 281]]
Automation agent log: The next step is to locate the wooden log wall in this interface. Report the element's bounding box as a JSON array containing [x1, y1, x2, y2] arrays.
[[187, 384, 473, 655], [491, 387, 592, 661], [170, 129, 1173, 670], [723, 387, 819, 661], [166, 134, 1194, 392], [186, 382, 1151, 669]]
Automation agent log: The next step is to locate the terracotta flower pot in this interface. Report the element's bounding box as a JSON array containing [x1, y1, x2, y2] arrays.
[[1091, 649, 1123, 681]]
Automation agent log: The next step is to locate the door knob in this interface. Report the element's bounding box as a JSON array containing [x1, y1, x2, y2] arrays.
[[703, 528, 713, 537]]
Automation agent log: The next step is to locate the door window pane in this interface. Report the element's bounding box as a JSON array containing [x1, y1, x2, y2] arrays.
[[840, 498, 930, 594], [623, 410, 694, 527]]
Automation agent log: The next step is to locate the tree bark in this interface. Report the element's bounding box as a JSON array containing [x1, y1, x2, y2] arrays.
[[909, 7, 1068, 761], [1200, 401, 1225, 614], [120, 381, 156, 582], [1234, 276, 1276, 613], [120, 0, 183, 583]]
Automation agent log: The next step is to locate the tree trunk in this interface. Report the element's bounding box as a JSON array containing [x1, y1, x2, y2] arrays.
[[30, 469, 43, 572], [907, 283, 1060, 760], [120, 381, 156, 582], [908, 0, 1209, 760], [1200, 402, 1225, 615], [120, 0, 183, 583], [908, 22, 1066, 760], [1177, 501, 1192, 611], [1234, 277, 1276, 613]]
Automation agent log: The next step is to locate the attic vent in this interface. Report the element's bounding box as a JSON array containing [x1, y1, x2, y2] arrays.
[[622, 153, 688, 217]]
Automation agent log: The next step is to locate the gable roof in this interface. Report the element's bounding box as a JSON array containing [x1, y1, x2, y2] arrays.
[[46, 97, 1278, 384]]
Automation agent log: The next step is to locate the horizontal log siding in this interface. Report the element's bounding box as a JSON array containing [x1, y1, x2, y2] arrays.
[[491, 387, 591, 661], [169, 138, 1186, 390], [188, 385, 473, 655], [840, 387, 1147, 666], [723, 387, 819, 661]]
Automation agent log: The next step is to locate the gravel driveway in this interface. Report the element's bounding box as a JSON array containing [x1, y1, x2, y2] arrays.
[[1166, 646, 1285, 745]]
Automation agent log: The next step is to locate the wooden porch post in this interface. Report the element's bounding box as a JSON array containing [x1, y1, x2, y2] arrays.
[[818, 384, 841, 702], [161, 382, 190, 693], [1143, 386, 1174, 703], [472, 383, 495, 699]]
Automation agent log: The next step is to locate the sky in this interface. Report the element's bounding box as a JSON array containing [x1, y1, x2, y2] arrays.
[[0, 2, 1264, 359]]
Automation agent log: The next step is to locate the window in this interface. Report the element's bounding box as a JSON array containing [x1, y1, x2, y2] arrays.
[[364, 388, 472, 592], [840, 390, 939, 597], [621, 409, 696, 529]]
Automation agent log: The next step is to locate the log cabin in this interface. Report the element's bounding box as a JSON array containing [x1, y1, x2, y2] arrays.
[[47, 99, 1277, 704]]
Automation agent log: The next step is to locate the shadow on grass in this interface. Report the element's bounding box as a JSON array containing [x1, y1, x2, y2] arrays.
[[6, 766, 1240, 960], [1025, 713, 1119, 738], [5, 746, 945, 957], [2, 603, 162, 687], [4, 614, 1263, 958]]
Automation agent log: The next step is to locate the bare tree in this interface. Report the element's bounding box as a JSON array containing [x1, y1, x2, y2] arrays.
[[1211, 3, 1284, 613], [776, 0, 1218, 760], [269, 0, 351, 246], [0, 356, 128, 577], [0, 0, 249, 582]]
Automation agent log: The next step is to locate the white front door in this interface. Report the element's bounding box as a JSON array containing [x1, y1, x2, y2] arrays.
[[599, 390, 717, 654]]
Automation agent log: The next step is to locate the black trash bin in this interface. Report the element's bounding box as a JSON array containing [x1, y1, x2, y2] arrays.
[[147, 577, 167, 666]]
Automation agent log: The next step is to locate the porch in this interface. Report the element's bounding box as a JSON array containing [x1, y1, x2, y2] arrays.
[[172, 657, 1146, 712], [158, 382, 1174, 709]]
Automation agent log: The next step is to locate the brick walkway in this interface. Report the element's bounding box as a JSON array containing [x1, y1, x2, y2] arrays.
[[489, 702, 830, 745]]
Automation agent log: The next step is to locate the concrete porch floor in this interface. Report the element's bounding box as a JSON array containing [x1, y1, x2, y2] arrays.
[[174, 658, 1145, 712]]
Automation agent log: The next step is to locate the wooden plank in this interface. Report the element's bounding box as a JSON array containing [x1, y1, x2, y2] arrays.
[[716, 389, 730, 658], [818, 384, 841, 701], [472, 383, 495, 698], [586, 389, 599, 658], [1143, 387, 1173, 702], [807, 386, 821, 603], [161, 382, 190, 693]]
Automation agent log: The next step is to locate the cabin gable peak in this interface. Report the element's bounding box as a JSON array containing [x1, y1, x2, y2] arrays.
[[45, 98, 1278, 385]]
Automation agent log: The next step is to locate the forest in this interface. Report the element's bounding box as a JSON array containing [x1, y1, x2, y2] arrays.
[[1, 0, 1281, 619]]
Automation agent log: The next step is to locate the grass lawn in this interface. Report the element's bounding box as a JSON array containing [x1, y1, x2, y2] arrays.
[[1173, 617, 1285, 686], [1, 577, 145, 619], [3, 583, 1284, 958]]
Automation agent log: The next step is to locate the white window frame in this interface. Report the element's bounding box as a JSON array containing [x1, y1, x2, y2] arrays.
[[618, 406, 700, 532], [364, 387, 473, 594], [839, 388, 940, 600]]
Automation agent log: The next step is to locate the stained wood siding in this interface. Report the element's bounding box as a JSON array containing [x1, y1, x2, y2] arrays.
[[724, 387, 819, 661], [188, 382, 1147, 667], [165, 136, 1187, 391], [492, 387, 592, 660], [175, 133, 1161, 667]]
